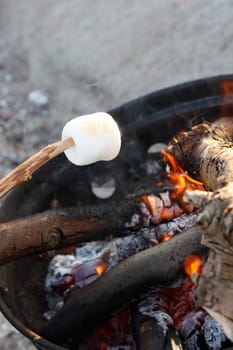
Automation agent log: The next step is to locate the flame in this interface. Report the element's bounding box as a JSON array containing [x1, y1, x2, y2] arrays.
[[162, 150, 204, 198], [96, 264, 107, 277], [184, 255, 203, 277], [141, 150, 205, 224]]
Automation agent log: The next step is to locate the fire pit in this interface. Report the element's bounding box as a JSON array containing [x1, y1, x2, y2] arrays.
[[0, 75, 232, 350]]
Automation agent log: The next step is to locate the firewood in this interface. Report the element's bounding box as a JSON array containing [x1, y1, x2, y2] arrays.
[[41, 227, 204, 344], [131, 291, 183, 350], [0, 198, 139, 265], [133, 315, 177, 350], [168, 118, 233, 341], [165, 328, 183, 350], [167, 118, 233, 191]]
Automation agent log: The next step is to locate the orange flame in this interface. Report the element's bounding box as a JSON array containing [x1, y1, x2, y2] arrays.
[[184, 255, 203, 277], [96, 264, 107, 277], [141, 150, 205, 224], [162, 150, 204, 198]]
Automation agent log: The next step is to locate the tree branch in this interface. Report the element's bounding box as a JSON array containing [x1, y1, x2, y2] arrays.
[[0, 198, 140, 265]]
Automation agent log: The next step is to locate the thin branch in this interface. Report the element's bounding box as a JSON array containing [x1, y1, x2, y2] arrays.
[[0, 138, 74, 198]]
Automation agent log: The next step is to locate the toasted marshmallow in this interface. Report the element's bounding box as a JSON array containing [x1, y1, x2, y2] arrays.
[[62, 112, 121, 166]]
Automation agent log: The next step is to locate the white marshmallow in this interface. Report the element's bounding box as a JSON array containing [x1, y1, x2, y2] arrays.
[[61, 112, 121, 166]]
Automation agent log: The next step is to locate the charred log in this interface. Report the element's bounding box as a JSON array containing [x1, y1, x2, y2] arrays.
[[41, 227, 204, 345], [168, 119, 233, 341], [165, 328, 183, 350], [131, 291, 183, 350], [132, 312, 177, 350]]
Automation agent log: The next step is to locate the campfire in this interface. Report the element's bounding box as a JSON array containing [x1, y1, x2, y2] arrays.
[[42, 152, 208, 349], [0, 75, 232, 350]]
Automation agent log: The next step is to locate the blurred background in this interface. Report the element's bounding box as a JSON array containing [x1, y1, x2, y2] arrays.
[[0, 0, 233, 348]]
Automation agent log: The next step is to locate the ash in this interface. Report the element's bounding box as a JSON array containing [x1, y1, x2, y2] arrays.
[[44, 229, 155, 312], [202, 316, 227, 350], [137, 290, 173, 335], [180, 311, 227, 350]]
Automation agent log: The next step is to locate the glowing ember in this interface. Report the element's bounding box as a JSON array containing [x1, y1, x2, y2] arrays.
[[84, 308, 134, 350], [184, 255, 203, 277], [141, 195, 157, 216], [160, 232, 174, 242], [51, 274, 75, 294], [157, 278, 196, 330], [96, 264, 107, 277]]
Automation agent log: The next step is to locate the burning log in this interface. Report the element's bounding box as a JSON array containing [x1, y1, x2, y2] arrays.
[[41, 226, 205, 344], [167, 118, 233, 191], [168, 118, 233, 341]]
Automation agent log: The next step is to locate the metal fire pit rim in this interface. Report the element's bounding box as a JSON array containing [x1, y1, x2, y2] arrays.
[[0, 291, 68, 350]]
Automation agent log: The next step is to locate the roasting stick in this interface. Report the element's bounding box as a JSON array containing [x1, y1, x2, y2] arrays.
[[0, 112, 121, 199], [0, 138, 74, 199]]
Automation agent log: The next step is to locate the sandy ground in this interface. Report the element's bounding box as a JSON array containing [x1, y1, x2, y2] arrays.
[[0, 0, 233, 348]]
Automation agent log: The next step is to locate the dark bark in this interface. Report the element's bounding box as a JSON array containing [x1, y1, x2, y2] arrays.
[[132, 314, 168, 350], [41, 227, 204, 344], [131, 292, 183, 350]]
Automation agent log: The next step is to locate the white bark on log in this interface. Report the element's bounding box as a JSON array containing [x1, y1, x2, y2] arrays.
[[168, 120, 233, 341]]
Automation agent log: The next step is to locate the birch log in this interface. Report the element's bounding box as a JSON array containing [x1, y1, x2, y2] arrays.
[[168, 117, 233, 341]]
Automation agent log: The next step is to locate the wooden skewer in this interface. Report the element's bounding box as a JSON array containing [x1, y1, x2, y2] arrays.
[[0, 137, 74, 199]]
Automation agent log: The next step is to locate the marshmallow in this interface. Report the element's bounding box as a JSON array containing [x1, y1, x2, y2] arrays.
[[61, 112, 121, 166]]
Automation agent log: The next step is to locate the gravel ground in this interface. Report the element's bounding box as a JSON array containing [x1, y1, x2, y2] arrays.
[[0, 0, 233, 348]]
